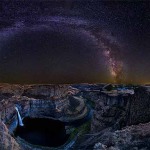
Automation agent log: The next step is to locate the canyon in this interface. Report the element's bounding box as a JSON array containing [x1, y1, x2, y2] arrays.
[[0, 84, 150, 150], [73, 85, 150, 150], [0, 84, 88, 149]]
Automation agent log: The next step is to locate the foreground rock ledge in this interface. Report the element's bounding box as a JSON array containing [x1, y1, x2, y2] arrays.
[[0, 121, 21, 150], [73, 122, 150, 150]]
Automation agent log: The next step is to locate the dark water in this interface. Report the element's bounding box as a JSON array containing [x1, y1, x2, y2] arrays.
[[14, 117, 69, 147]]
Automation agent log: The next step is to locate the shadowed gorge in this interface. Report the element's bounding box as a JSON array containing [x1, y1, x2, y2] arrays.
[[14, 117, 69, 147]]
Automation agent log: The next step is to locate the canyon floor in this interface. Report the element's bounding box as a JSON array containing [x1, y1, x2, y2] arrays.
[[0, 83, 150, 150]]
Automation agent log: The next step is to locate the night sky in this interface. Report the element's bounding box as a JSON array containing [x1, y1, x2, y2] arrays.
[[0, 1, 149, 84]]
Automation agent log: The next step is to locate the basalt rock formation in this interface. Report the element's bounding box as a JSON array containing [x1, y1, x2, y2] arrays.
[[0, 121, 21, 150], [91, 92, 129, 132], [91, 86, 150, 133], [73, 122, 150, 150], [73, 86, 150, 150], [0, 84, 69, 124], [0, 84, 88, 150], [128, 87, 150, 125], [0, 84, 150, 150]]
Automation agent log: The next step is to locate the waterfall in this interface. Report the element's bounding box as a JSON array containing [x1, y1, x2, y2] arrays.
[[15, 106, 24, 126]]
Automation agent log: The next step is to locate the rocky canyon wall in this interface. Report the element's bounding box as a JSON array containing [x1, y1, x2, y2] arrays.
[[0, 84, 72, 150], [91, 87, 150, 133], [128, 87, 150, 125], [0, 84, 69, 125], [73, 86, 150, 150]]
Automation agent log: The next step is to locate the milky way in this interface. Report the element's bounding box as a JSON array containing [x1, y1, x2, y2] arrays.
[[98, 31, 124, 83], [82, 28, 125, 83], [0, 1, 149, 84]]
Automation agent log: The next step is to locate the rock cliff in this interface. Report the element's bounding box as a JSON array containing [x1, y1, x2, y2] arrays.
[[91, 87, 150, 133], [0, 84, 88, 150], [0, 121, 21, 150], [91, 92, 129, 132], [0, 84, 150, 150], [73, 122, 150, 150], [73, 86, 150, 150], [0, 84, 70, 124]]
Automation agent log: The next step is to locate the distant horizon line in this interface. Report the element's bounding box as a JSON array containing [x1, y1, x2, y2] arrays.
[[0, 82, 148, 86]]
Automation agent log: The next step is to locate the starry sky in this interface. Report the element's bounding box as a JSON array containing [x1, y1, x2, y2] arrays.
[[0, 0, 149, 84]]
